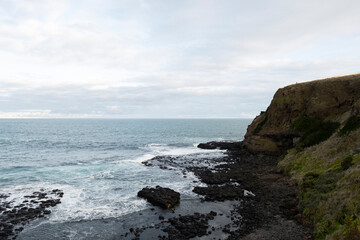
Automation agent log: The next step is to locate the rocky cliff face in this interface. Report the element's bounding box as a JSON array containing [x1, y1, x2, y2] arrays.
[[243, 74, 360, 155]]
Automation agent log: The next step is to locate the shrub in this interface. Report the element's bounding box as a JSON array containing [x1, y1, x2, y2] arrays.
[[342, 214, 360, 240], [314, 170, 344, 194], [253, 112, 268, 134], [302, 172, 320, 189], [339, 115, 360, 136], [341, 156, 353, 170], [291, 113, 340, 149], [299, 170, 345, 236], [315, 219, 337, 240]]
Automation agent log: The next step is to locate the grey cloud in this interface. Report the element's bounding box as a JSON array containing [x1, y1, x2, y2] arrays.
[[0, 0, 360, 118]]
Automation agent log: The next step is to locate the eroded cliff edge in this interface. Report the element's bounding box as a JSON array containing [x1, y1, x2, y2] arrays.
[[244, 73, 360, 239], [243, 73, 360, 156]]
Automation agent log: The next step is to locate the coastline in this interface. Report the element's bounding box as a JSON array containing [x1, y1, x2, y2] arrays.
[[137, 141, 313, 239], [15, 141, 312, 240]]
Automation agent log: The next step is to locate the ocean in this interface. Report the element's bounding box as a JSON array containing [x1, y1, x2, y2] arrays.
[[0, 119, 250, 235]]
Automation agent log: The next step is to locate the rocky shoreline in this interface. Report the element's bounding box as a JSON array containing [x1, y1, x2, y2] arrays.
[[197, 142, 313, 239], [129, 141, 313, 239], [7, 141, 313, 240], [0, 189, 64, 239]]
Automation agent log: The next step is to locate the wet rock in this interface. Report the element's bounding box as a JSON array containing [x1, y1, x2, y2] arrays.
[[138, 186, 180, 209], [142, 152, 228, 173], [137, 140, 312, 239], [191, 168, 229, 184], [164, 212, 216, 239], [193, 184, 244, 201], [0, 194, 9, 199], [0, 189, 64, 239], [197, 141, 243, 150]]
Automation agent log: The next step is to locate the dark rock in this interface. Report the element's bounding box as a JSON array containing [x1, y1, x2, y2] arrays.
[[191, 168, 231, 185], [193, 184, 244, 201], [0, 188, 64, 239], [43, 210, 51, 215], [137, 186, 180, 209], [164, 212, 216, 239], [197, 141, 243, 150], [0, 194, 9, 199], [136, 134, 313, 239]]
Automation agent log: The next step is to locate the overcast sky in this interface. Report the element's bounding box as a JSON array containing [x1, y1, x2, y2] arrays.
[[0, 0, 359, 118]]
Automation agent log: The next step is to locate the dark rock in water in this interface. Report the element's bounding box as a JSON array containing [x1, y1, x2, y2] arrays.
[[193, 184, 244, 201], [191, 168, 230, 185], [0, 194, 9, 199], [197, 141, 243, 150], [137, 186, 180, 209], [164, 212, 216, 239], [0, 189, 64, 239], [136, 139, 312, 239]]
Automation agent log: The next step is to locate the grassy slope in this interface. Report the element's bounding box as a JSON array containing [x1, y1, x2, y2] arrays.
[[279, 126, 360, 239]]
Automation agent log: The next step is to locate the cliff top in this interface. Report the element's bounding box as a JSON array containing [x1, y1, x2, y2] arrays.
[[244, 73, 360, 155], [287, 73, 360, 87]]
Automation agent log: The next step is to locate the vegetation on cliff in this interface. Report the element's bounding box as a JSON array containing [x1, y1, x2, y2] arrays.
[[279, 127, 360, 240], [245, 74, 360, 239], [290, 113, 340, 150]]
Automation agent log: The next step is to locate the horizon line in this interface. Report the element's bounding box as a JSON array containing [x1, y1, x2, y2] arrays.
[[0, 117, 253, 120]]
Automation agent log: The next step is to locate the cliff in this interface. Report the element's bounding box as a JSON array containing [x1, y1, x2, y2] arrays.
[[243, 73, 360, 239], [243, 73, 360, 156]]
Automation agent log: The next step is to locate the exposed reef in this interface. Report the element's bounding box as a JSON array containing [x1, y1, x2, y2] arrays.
[[139, 145, 312, 239], [0, 189, 63, 239]]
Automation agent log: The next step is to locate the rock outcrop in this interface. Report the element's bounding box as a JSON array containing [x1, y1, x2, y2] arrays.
[[0, 189, 64, 239], [243, 73, 360, 155], [197, 141, 243, 150], [137, 186, 180, 209]]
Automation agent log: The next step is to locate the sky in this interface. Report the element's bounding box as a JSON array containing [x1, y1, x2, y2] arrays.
[[0, 0, 360, 118]]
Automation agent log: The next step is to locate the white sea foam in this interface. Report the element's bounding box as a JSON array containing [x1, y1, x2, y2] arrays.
[[1, 158, 206, 223], [124, 153, 156, 163], [244, 190, 256, 197], [90, 170, 115, 179], [124, 143, 225, 164], [144, 143, 225, 156], [1, 119, 248, 228]]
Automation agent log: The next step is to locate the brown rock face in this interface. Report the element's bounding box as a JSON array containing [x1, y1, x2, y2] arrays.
[[243, 74, 360, 155]]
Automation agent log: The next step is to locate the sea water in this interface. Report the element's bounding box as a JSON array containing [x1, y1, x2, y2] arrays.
[[0, 119, 250, 223]]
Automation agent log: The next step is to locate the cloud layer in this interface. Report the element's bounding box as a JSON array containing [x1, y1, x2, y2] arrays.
[[1, 0, 360, 118]]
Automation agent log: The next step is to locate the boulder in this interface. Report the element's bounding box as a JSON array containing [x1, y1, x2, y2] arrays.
[[137, 186, 180, 209]]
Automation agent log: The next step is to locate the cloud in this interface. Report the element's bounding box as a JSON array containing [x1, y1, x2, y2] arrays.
[[0, 109, 101, 118], [0, 0, 360, 118]]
